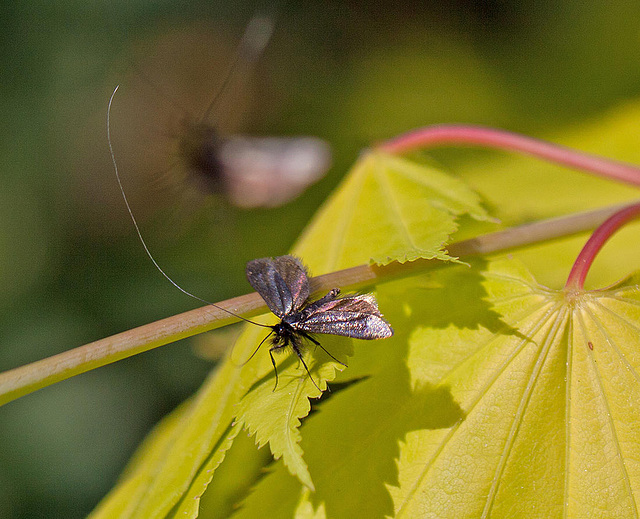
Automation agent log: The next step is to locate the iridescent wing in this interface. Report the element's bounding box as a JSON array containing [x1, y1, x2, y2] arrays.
[[294, 293, 393, 340], [246, 255, 310, 318]]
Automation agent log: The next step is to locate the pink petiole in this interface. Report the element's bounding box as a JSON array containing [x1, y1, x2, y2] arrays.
[[378, 124, 640, 290]]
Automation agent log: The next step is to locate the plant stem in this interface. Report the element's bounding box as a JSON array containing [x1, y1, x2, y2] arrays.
[[0, 202, 635, 406], [0, 293, 263, 406], [565, 202, 640, 292], [378, 125, 640, 186]]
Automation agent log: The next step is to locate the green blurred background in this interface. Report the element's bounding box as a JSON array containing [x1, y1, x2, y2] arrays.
[[0, 1, 639, 516]]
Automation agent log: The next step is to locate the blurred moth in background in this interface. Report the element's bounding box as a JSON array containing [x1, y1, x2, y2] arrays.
[[114, 14, 331, 213], [182, 131, 331, 209]]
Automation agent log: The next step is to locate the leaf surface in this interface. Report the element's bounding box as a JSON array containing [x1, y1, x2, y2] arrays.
[[295, 150, 491, 272], [388, 259, 640, 517], [235, 358, 334, 491], [89, 325, 266, 518]]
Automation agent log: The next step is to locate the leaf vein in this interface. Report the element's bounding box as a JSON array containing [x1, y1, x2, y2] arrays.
[[574, 307, 639, 518], [564, 313, 574, 519], [586, 299, 640, 384], [397, 299, 563, 516], [482, 305, 569, 517], [373, 162, 420, 252]]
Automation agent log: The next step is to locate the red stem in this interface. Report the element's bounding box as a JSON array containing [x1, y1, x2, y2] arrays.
[[378, 125, 640, 187], [565, 202, 640, 291], [379, 125, 640, 290]]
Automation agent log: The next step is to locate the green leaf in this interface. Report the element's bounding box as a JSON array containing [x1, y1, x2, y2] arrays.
[[165, 423, 242, 518], [232, 271, 465, 518], [89, 325, 261, 518], [231, 460, 303, 518], [232, 257, 640, 518], [389, 258, 640, 517], [294, 489, 328, 519], [230, 114, 640, 513], [196, 430, 272, 518], [294, 150, 491, 272], [88, 400, 189, 518], [234, 352, 342, 491]]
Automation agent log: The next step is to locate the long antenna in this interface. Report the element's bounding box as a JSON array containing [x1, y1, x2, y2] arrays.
[[199, 13, 276, 123], [107, 85, 269, 328]]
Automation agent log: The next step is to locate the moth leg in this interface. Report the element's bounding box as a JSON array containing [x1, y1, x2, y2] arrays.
[[239, 330, 273, 366], [269, 346, 280, 392], [292, 343, 321, 392], [302, 288, 340, 315], [302, 332, 320, 346], [292, 330, 320, 352], [299, 330, 347, 367], [314, 288, 340, 306]]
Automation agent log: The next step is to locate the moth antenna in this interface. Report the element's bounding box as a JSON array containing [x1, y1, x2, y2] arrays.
[[200, 12, 276, 123], [107, 85, 269, 328]]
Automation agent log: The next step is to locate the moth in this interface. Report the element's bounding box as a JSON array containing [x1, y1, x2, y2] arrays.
[[245, 255, 393, 390], [179, 123, 331, 209], [119, 14, 331, 210]]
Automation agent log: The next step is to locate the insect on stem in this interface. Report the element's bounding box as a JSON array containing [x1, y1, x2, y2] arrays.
[[246, 256, 393, 391]]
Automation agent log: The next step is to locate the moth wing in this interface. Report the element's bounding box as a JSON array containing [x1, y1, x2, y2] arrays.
[[271, 256, 311, 312], [297, 294, 393, 339], [218, 136, 331, 208], [246, 255, 310, 317]]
